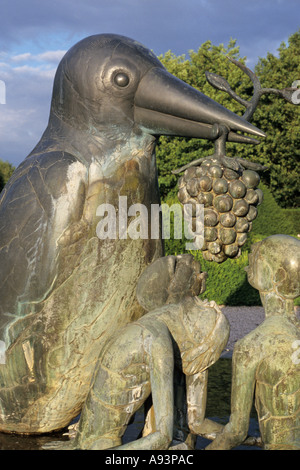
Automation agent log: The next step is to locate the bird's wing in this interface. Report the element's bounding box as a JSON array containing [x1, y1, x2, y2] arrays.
[[0, 151, 87, 340]]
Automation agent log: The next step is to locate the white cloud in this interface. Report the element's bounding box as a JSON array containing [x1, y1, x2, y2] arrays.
[[11, 52, 32, 62], [0, 104, 46, 165], [11, 50, 66, 64], [37, 50, 66, 63], [11, 64, 56, 79], [0, 53, 58, 166]]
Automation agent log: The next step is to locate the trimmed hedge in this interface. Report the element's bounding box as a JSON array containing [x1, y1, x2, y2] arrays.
[[283, 208, 300, 235], [247, 184, 296, 246], [194, 250, 261, 306]]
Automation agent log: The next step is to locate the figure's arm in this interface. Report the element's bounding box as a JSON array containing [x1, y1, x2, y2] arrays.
[[114, 327, 175, 450], [206, 345, 257, 450], [186, 370, 224, 437]]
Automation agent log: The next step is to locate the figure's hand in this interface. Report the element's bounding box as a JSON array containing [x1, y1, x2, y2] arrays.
[[189, 418, 224, 439], [42, 439, 77, 450], [205, 432, 262, 450], [168, 439, 196, 451], [204, 420, 262, 450], [205, 432, 229, 450], [204, 421, 241, 450]]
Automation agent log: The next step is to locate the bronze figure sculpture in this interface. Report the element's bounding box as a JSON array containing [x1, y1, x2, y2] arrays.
[[206, 235, 300, 450], [44, 254, 230, 450], [0, 34, 263, 433]]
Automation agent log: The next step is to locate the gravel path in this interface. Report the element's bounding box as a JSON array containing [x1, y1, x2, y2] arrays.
[[221, 306, 300, 357]]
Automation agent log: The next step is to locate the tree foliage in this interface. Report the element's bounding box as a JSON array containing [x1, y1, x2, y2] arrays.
[[0, 160, 15, 192], [250, 30, 300, 208], [157, 31, 300, 208]]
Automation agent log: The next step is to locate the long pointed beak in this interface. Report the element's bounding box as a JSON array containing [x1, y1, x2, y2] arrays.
[[134, 67, 265, 143]]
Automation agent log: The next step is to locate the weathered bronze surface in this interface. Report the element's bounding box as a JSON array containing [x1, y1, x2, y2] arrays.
[[206, 235, 300, 450], [0, 34, 260, 434], [44, 255, 229, 450]]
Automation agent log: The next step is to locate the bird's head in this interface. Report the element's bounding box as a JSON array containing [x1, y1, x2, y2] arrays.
[[50, 34, 265, 144]]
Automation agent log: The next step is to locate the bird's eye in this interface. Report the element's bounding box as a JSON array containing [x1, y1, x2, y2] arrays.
[[114, 73, 130, 87]]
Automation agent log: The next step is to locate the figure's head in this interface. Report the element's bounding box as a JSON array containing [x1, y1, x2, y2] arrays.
[[246, 235, 300, 300], [136, 254, 207, 312]]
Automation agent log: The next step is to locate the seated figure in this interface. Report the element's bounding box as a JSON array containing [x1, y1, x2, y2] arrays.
[[206, 234, 300, 450], [45, 254, 229, 450]]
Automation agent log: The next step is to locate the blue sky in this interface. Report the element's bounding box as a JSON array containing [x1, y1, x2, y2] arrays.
[[0, 0, 299, 166]]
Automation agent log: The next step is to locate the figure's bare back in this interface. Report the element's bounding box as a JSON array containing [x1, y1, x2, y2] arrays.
[[254, 322, 300, 449]]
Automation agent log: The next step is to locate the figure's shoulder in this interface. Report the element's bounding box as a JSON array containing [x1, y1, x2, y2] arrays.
[[183, 297, 222, 312], [233, 316, 299, 360], [183, 297, 229, 326], [179, 298, 230, 345], [136, 312, 173, 340]]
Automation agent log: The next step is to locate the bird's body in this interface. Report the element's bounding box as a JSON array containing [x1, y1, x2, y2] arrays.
[[0, 34, 264, 433], [0, 116, 162, 432]]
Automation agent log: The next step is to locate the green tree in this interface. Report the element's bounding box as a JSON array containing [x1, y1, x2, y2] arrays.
[[156, 39, 248, 199], [0, 160, 15, 192], [157, 32, 300, 208], [250, 30, 300, 208]]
